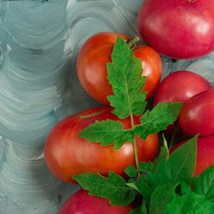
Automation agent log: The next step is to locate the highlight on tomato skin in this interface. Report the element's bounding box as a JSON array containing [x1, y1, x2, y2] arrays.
[[44, 105, 159, 183], [76, 32, 162, 105], [58, 189, 133, 214], [170, 136, 214, 176]]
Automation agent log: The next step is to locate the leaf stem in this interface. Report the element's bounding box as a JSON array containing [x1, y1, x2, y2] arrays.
[[133, 136, 141, 179], [130, 113, 141, 179], [126, 36, 140, 50]]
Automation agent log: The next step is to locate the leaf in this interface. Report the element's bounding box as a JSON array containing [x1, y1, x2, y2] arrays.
[[179, 181, 192, 195], [107, 37, 147, 119], [165, 193, 214, 214], [148, 135, 169, 173], [139, 134, 170, 173], [79, 119, 134, 149], [135, 177, 154, 205], [129, 202, 147, 214], [193, 165, 214, 203], [124, 164, 138, 178], [73, 171, 136, 206], [167, 135, 198, 182], [136, 136, 198, 201], [133, 102, 183, 139], [149, 182, 178, 214], [149, 136, 197, 185], [157, 135, 170, 161], [139, 161, 154, 173]]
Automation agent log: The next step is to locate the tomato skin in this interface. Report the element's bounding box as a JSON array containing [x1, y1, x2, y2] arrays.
[[77, 32, 162, 105], [44, 106, 159, 183], [77, 32, 128, 105], [171, 136, 214, 176], [153, 70, 212, 106], [137, 0, 214, 59], [58, 189, 133, 214], [133, 45, 162, 99], [178, 89, 214, 137]]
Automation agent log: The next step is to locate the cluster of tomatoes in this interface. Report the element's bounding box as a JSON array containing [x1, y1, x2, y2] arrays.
[[44, 1, 214, 213], [44, 32, 163, 184]]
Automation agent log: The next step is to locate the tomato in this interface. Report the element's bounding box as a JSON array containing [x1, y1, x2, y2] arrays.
[[44, 106, 159, 183], [153, 70, 212, 106], [137, 0, 214, 59], [178, 89, 214, 137], [153, 70, 212, 136], [58, 189, 133, 214], [76, 32, 162, 105], [133, 45, 162, 99], [171, 136, 214, 176]]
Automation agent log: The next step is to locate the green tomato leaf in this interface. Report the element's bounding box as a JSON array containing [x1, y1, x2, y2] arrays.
[[73, 171, 136, 206], [149, 135, 169, 172], [179, 180, 192, 195], [79, 119, 134, 150], [193, 165, 214, 203], [107, 37, 147, 119], [139, 133, 171, 174], [135, 177, 154, 208], [139, 161, 154, 173], [149, 135, 197, 186], [129, 202, 147, 214], [149, 182, 178, 214], [133, 102, 182, 139], [124, 164, 138, 178], [167, 135, 198, 182], [137, 136, 198, 202], [165, 193, 214, 214]]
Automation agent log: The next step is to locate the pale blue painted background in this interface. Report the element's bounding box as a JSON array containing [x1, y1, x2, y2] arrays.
[[0, 1, 213, 213]]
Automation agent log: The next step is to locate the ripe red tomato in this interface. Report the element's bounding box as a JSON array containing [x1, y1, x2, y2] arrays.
[[153, 70, 212, 106], [178, 89, 214, 137], [171, 136, 214, 176], [133, 45, 162, 99], [137, 0, 214, 59], [153, 70, 212, 136], [76, 32, 162, 105], [58, 189, 133, 214], [44, 106, 159, 183]]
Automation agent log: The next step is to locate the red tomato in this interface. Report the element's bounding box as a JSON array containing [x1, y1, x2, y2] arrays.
[[153, 70, 212, 136], [153, 70, 212, 106], [58, 189, 133, 214], [171, 136, 214, 176], [178, 89, 214, 137], [133, 45, 162, 99], [137, 0, 214, 59], [76, 32, 162, 105], [44, 106, 159, 183]]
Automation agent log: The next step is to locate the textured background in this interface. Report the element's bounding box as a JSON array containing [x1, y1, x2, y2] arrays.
[[0, 0, 213, 213]]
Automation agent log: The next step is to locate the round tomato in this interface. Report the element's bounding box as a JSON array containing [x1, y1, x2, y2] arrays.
[[58, 189, 133, 214], [171, 136, 214, 176], [44, 106, 159, 183], [76, 32, 162, 105], [133, 45, 162, 99], [137, 0, 214, 59], [178, 89, 214, 137], [153, 70, 212, 106]]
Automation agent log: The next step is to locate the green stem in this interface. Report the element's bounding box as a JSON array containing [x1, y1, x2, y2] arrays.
[[133, 136, 141, 179], [127, 36, 140, 50], [130, 113, 141, 179]]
